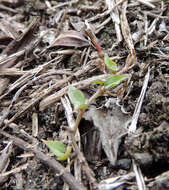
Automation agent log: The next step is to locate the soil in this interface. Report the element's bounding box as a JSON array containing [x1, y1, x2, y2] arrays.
[[0, 0, 169, 190]]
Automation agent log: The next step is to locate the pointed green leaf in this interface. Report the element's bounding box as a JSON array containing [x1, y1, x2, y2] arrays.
[[68, 86, 86, 110], [57, 145, 72, 161], [90, 76, 104, 84], [43, 140, 65, 157], [104, 54, 119, 73], [104, 74, 128, 89]]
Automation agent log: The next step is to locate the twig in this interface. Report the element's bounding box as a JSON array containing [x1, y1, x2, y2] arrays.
[[0, 163, 29, 177], [70, 133, 97, 188]]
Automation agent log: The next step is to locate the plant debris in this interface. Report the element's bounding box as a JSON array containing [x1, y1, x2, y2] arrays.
[[0, 0, 169, 189]]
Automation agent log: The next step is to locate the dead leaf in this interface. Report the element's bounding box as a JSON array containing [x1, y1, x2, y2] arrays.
[[83, 104, 131, 166], [51, 30, 89, 48]]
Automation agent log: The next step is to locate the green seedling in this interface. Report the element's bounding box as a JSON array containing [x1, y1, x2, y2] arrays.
[[57, 145, 72, 161], [67, 54, 130, 136], [104, 74, 129, 89], [43, 140, 72, 161], [91, 74, 129, 89], [90, 76, 105, 85], [91, 54, 129, 89], [104, 54, 119, 73], [68, 86, 88, 110]]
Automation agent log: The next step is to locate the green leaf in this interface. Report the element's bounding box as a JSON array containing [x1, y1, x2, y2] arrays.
[[90, 76, 104, 85], [77, 103, 88, 110], [43, 140, 65, 157], [104, 54, 119, 73], [104, 74, 128, 89], [68, 86, 86, 110], [57, 145, 72, 161]]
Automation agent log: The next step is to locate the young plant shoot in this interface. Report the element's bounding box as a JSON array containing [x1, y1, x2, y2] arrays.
[[43, 140, 72, 161]]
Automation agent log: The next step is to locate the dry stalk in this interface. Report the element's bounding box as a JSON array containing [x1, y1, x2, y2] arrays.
[[120, 1, 135, 55]]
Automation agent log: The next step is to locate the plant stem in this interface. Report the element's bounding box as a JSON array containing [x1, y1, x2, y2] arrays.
[[73, 87, 105, 134], [87, 86, 105, 105], [73, 109, 84, 135]]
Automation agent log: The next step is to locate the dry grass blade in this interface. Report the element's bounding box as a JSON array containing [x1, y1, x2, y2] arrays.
[[0, 78, 10, 96], [0, 72, 33, 100], [133, 160, 146, 190], [0, 50, 25, 69], [0, 142, 12, 172], [106, 0, 122, 42], [0, 17, 40, 96], [0, 55, 64, 101], [70, 133, 97, 187], [0, 163, 29, 177], [61, 96, 76, 131], [128, 67, 151, 134], [0, 141, 12, 183], [146, 2, 164, 37], [120, 1, 135, 54], [0, 68, 27, 76], [106, 0, 120, 24], [98, 172, 135, 189], [136, 0, 156, 8]]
